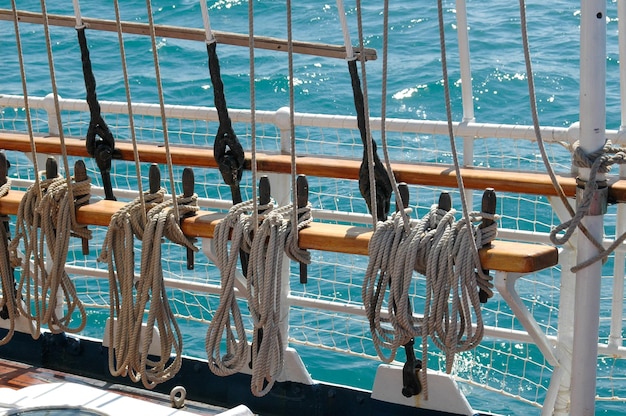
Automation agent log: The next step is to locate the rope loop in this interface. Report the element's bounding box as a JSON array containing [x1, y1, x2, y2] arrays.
[[214, 128, 245, 190], [206, 31, 246, 204], [77, 25, 120, 201], [0, 176, 18, 346], [132, 193, 197, 389], [206, 195, 312, 396], [100, 186, 197, 389], [10, 174, 89, 337], [363, 203, 498, 394], [206, 199, 260, 377], [284, 202, 313, 264], [247, 201, 311, 397]]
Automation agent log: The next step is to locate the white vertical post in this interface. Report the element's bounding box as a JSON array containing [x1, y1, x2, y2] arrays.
[[570, 1, 606, 415], [455, 0, 475, 208], [610, 0, 626, 351], [455, 0, 474, 124]]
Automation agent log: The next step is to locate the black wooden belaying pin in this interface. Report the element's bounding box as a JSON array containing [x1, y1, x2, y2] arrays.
[[182, 167, 197, 270], [478, 188, 496, 303], [402, 338, 423, 397], [0, 151, 9, 235], [258, 175, 271, 209], [149, 163, 161, 195], [0, 151, 7, 187], [46, 156, 58, 180], [395, 182, 410, 213], [297, 175, 309, 284], [73, 160, 90, 255], [438, 191, 452, 212]]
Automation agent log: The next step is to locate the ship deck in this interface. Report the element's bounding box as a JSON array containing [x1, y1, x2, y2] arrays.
[[0, 357, 238, 415]]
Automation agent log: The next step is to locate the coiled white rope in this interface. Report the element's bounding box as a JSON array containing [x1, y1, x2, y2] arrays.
[[10, 173, 91, 337], [206, 199, 273, 377], [0, 177, 17, 346], [205, 195, 312, 396], [363, 204, 497, 398], [247, 202, 312, 397], [134, 193, 198, 389], [99, 187, 198, 389], [99, 188, 165, 381]]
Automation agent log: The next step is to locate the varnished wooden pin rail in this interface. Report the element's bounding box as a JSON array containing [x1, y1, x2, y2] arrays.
[[0, 190, 558, 274], [2, 132, 626, 201], [0, 9, 377, 61]]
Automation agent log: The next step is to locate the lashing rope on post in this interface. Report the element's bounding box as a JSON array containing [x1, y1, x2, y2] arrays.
[[516, 0, 626, 272], [10, 159, 90, 336], [550, 141, 626, 271]]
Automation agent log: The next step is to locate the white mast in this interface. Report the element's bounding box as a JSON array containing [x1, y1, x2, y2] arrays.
[[570, 1, 607, 414]]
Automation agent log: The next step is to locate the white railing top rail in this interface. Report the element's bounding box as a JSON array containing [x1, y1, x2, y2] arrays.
[[0, 93, 580, 143]]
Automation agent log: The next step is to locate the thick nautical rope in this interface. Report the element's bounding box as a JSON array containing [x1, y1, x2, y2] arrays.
[[363, 204, 497, 397], [10, 178, 50, 338], [247, 202, 312, 397], [38, 175, 90, 333], [247, 209, 285, 397], [99, 188, 165, 381], [10, 175, 91, 336], [205, 199, 273, 377], [76, 22, 118, 201], [0, 178, 18, 345], [100, 188, 198, 389], [133, 194, 199, 389]]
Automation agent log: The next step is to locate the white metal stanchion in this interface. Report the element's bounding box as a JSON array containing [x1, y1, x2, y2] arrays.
[[570, 1, 607, 414]]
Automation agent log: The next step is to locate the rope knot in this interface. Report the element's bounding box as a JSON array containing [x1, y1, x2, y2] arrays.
[[214, 129, 245, 188]]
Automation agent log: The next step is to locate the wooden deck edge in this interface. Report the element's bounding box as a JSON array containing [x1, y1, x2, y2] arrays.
[[1, 131, 625, 201], [0, 190, 558, 274]]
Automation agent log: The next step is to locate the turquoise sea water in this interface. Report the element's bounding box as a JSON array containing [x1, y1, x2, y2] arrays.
[[1, 1, 625, 415]]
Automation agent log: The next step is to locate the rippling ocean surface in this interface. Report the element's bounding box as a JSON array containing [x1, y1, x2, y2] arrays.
[[1, 1, 623, 415]]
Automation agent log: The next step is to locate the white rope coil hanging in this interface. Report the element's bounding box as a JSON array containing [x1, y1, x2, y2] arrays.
[[10, 171, 91, 337], [0, 176, 18, 346], [99, 188, 165, 381], [247, 202, 312, 397], [363, 203, 497, 397], [134, 193, 199, 389], [99, 187, 198, 389], [205, 198, 274, 377]]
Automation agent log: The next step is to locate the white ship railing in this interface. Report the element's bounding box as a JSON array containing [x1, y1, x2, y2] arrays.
[[2, 92, 626, 413], [0, 91, 626, 412]]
